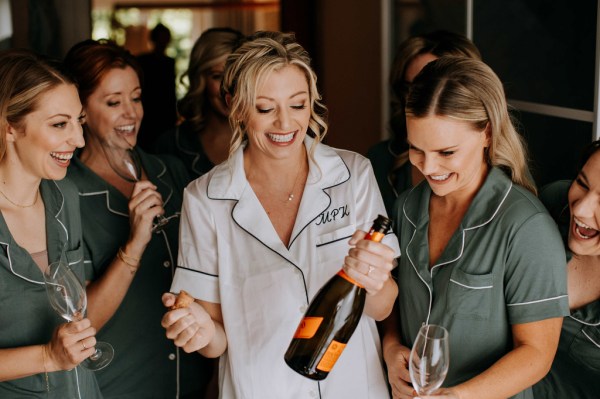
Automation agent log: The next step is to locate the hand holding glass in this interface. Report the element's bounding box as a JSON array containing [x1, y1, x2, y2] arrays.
[[409, 324, 450, 395], [103, 145, 169, 232], [44, 260, 114, 371]]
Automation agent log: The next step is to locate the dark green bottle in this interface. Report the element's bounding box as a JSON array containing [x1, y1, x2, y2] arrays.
[[284, 215, 392, 380]]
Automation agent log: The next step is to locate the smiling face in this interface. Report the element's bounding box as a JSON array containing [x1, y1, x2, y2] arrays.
[[244, 65, 311, 161], [9, 84, 85, 180], [568, 150, 600, 256], [407, 115, 490, 199], [83, 66, 143, 149]]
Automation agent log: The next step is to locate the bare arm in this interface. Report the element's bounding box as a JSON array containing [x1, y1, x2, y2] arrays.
[[162, 293, 228, 358], [86, 181, 164, 330], [0, 319, 97, 382], [422, 317, 563, 399]]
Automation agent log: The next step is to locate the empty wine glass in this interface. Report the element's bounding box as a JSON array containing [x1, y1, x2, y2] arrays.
[[409, 324, 449, 395], [44, 260, 114, 371], [102, 144, 169, 232]]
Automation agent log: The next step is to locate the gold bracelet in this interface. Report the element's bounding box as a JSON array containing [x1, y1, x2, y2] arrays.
[[119, 247, 140, 263], [117, 248, 139, 274], [41, 345, 50, 392]]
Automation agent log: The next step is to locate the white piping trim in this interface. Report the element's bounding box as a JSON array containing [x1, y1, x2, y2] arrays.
[[406, 229, 433, 326], [463, 182, 512, 231], [175, 125, 204, 176], [2, 181, 71, 284], [159, 217, 181, 395], [402, 182, 511, 325], [79, 190, 128, 217], [449, 279, 493, 290], [401, 186, 419, 228], [74, 366, 82, 399], [2, 242, 43, 284], [582, 330, 600, 349], [434, 182, 512, 270], [569, 314, 600, 327], [52, 180, 70, 243], [506, 294, 568, 306]]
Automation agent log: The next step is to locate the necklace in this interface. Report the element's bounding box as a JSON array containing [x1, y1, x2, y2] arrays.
[[287, 162, 306, 202], [0, 186, 39, 208]]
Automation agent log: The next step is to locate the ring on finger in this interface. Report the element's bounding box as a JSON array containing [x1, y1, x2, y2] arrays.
[[81, 340, 87, 350], [366, 265, 374, 276]]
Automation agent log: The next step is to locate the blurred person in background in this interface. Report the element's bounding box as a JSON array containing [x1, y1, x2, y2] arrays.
[[155, 27, 245, 180]]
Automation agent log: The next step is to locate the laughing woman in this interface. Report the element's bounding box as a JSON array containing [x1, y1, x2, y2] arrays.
[[64, 40, 209, 399], [533, 141, 600, 399], [0, 49, 102, 398], [161, 31, 400, 398], [381, 57, 569, 399]]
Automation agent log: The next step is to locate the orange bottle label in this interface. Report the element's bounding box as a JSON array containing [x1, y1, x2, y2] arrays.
[[293, 316, 323, 339], [337, 270, 362, 287], [365, 230, 385, 242], [316, 340, 347, 372]]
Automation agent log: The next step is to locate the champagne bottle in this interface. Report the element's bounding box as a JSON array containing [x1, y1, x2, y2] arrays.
[[284, 215, 392, 380]]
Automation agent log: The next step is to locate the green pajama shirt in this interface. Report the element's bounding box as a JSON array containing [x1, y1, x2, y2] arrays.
[[68, 149, 210, 399], [0, 179, 103, 399], [533, 180, 600, 399], [393, 167, 569, 399]]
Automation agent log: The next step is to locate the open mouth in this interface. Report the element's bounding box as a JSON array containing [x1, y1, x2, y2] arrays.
[[50, 152, 73, 165], [429, 173, 452, 182], [574, 217, 599, 239], [115, 124, 135, 134], [267, 132, 295, 143]]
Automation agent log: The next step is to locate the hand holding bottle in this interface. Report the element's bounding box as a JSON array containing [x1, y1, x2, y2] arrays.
[[342, 229, 397, 296], [161, 293, 216, 353], [285, 215, 396, 380]]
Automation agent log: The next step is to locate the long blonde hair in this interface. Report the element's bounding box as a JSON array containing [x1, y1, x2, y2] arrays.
[[221, 31, 328, 159], [405, 56, 536, 193]]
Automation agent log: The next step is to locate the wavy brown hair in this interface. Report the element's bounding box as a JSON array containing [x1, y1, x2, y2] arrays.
[[178, 28, 245, 133]]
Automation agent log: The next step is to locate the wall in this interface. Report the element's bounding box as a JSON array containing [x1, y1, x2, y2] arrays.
[[316, 0, 385, 155], [8, 0, 90, 58]]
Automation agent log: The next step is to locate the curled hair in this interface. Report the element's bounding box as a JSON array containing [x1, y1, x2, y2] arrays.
[[0, 49, 75, 161], [64, 39, 143, 106], [406, 56, 536, 193], [221, 31, 328, 160], [178, 27, 245, 133]]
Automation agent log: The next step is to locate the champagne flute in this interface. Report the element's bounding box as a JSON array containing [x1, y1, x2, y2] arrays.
[[102, 144, 169, 232], [44, 260, 114, 371], [409, 324, 449, 395]]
